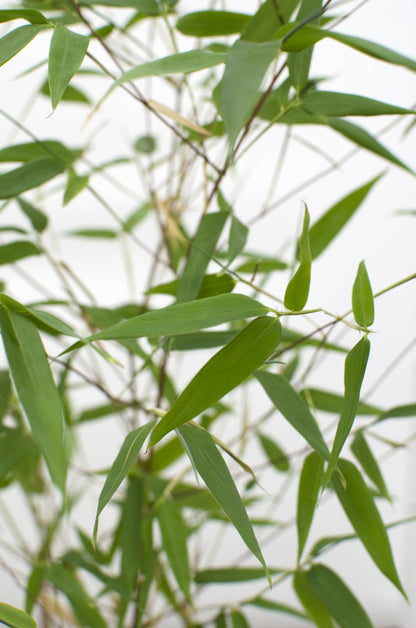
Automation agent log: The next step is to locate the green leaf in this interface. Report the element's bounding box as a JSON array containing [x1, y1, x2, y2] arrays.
[[0, 159, 66, 199], [254, 371, 330, 459], [63, 172, 89, 205], [333, 458, 405, 596], [68, 229, 117, 239], [0, 370, 11, 423], [0, 140, 82, 165], [309, 175, 381, 259], [235, 256, 287, 273], [297, 452, 324, 560], [80, 0, 159, 11], [377, 403, 416, 422], [221, 39, 280, 149], [305, 564, 373, 628], [323, 336, 370, 488], [46, 564, 107, 628], [301, 90, 414, 116], [287, 0, 323, 92], [352, 261, 374, 328], [257, 432, 290, 472], [0, 307, 66, 492], [93, 420, 155, 544], [134, 135, 157, 154], [149, 316, 281, 445], [146, 273, 235, 299], [0, 25, 47, 68], [176, 11, 251, 37], [48, 24, 89, 110], [230, 609, 250, 628], [294, 569, 335, 627], [120, 476, 144, 593], [301, 387, 381, 415], [0, 9, 49, 25], [241, 0, 299, 42], [0, 602, 36, 628], [177, 212, 228, 303], [17, 198, 48, 232], [228, 215, 248, 264], [0, 241, 41, 265], [195, 567, 282, 583], [284, 205, 311, 311], [0, 427, 37, 479], [118, 50, 227, 84], [0, 293, 78, 338], [84, 294, 269, 343], [247, 596, 307, 619], [169, 330, 237, 351], [40, 80, 91, 104], [177, 423, 268, 575], [156, 499, 191, 600], [351, 432, 390, 500]]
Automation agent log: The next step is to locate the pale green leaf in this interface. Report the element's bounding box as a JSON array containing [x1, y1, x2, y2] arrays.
[[323, 336, 370, 488], [352, 261, 374, 328], [0, 602, 36, 628], [120, 476, 143, 593], [247, 596, 307, 619], [255, 371, 330, 459], [351, 432, 390, 500], [284, 205, 311, 311], [40, 80, 91, 104], [156, 499, 191, 600], [0, 307, 66, 492], [68, 229, 117, 239], [297, 452, 324, 560], [0, 293, 78, 338], [176, 11, 250, 37], [93, 420, 155, 544], [0, 25, 47, 68], [0, 160, 66, 199], [0, 241, 41, 265], [149, 316, 281, 446], [235, 256, 287, 273], [80, 0, 159, 11], [294, 570, 335, 627], [48, 24, 89, 110]]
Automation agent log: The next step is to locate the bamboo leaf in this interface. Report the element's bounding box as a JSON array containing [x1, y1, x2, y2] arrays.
[[306, 564, 373, 628], [120, 476, 143, 593], [177, 423, 268, 576], [0, 9, 49, 25], [17, 199, 48, 232], [294, 569, 335, 627], [63, 172, 89, 205], [176, 11, 250, 37], [241, 0, 299, 42], [323, 336, 370, 488], [297, 452, 324, 560], [377, 403, 416, 422], [156, 499, 191, 601], [235, 256, 287, 273], [0, 602, 36, 628], [0, 24, 47, 68], [228, 215, 248, 264], [351, 432, 390, 500], [177, 212, 228, 303], [284, 205, 311, 311], [287, 0, 323, 92], [309, 175, 382, 259], [301, 90, 414, 117], [48, 24, 89, 110], [333, 458, 406, 596], [257, 432, 290, 472], [0, 140, 82, 165], [301, 387, 380, 415], [230, 609, 250, 628], [80, 0, 159, 12], [149, 316, 281, 446], [0, 160, 66, 199], [0, 307, 67, 492], [0, 241, 41, 265], [93, 420, 155, 544], [195, 567, 283, 583], [254, 371, 330, 459], [146, 273, 235, 299], [352, 261, 374, 328], [247, 596, 307, 619]]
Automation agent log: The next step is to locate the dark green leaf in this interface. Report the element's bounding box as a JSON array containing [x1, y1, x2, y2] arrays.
[[150, 316, 281, 445], [80, 0, 159, 12], [195, 567, 283, 583], [228, 215, 248, 263], [0, 25, 47, 68], [0, 370, 11, 423], [157, 499, 190, 600], [230, 609, 250, 628], [248, 596, 307, 619], [297, 452, 324, 560], [255, 371, 330, 459], [352, 261, 374, 328], [0, 602, 36, 628], [284, 205, 311, 311], [63, 172, 89, 205], [351, 432, 390, 500], [0, 307, 67, 492], [68, 229, 117, 239], [0, 140, 82, 165], [48, 24, 89, 109], [323, 336, 370, 487], [0, 9, 49, 24], [120, 476, 143, 592], [146, 273, 235, 299], [176, 11, 251, 37], [0, 159, 66, 199], [257, 432, 290, 472], [0, 241, 41, 265], [300, 387, 380, 415], [333, 458, 405, 596], [294, 569, 335, 627], [17, 198, 48, 232], [40, 80, 91, 104]]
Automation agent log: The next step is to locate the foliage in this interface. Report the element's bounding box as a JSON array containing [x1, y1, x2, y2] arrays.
[[0, 1, 415, 626]]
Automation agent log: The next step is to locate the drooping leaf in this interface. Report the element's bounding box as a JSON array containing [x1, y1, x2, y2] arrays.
[[195, 567, 282, 584], [287, 0, 323, 92], [294, 569, 335, 627], [351, 432, 390, 500], [177, 212, 228, 303], [297, 452, 324, 560], [228, 215, 248, 264], [17, 198, 48, 232], [0, 241, 41, 265], [323, 336, 370, 488], [309, 175, 381, 259], [156, 498, 191, 600], [300, 387, 381, 415], [284, 205, 311, 311], [177, 423, 268, 576], [93, 420, 155, 544], [0, 307, 67, 492], [0, 160, 66, 199], [333, 458, 405, 596], [0, 602, 36, 628], [0, 24, 47, 68], [377, 403, 416, 422], [352, 261, 374, 328], [149, 316, 281, 445], [48, 24, 89, 109], [255, 371, 330, 459], [176, 11, 250, 37], [257, 432, 290, 472]]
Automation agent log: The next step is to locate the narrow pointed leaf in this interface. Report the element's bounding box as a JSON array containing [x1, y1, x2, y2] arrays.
[[284, 206, 311, 311], [352, 261, 374, 328], [0, 307, 66, 492], [146, 273, 235, 299], [150, 316, 281, 446], [0, 241, 41, 265], [288, 0, 322, 91], [377, 403, 416, 422], [255, 371, 330, 459], [0, 602, 36, 628], [306, 564, 373, 628], [176, 11, 250, 37], [351, 432, 390, 500], [333, 458, 405, 596], [0, 160, 66, 199], [63, 172, 89, 205], [294, 570, 335, 627], [247, 596, 307, 619], [120, 476, 143, 593], [0, 9, 49, 25], [177, 212, 228, 303], [0, 24, 47, 68], [230, 610, 250, 628], [0, 140, 82, 165], [241, 0, 299, 42], [301, 387, 380, 415], [257, 432, 290, 472], [309, 176, 381, 259], [93, 420, 155, 544], [17, 199, 48, 232], [195, 567, 282, 583], [177, 423, 268, 574], [48, 24, 89, 109], [301, 90, 414, 116], [228, 215, 248, 263], [297, 452, 324, 560], [323, 336, 370, 488], [157, 499, 191, 600]]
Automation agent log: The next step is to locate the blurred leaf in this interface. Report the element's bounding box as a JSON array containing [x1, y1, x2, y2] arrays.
[[40, 79, 90, 104], [0, 9, 49, 24], [0, 370, 11, 422], [0, 140, 82, 165], [0, 307, 67, 492], [352, 261, 374, 328], [150, 316, 281, 445], [0, 241, 41, 265], [146, 273, 235, 299], [257, 432, 290, 472], [195, 567, 283, 583], [377, 403, 416, 422], [309, 175, 382, 259], [284, 205, 311, 311], [351, 432, 390, 500], [157, 499, 190, 600], [228, 215, 248, 263], [93, 420, 155, 544], [288, 0, 322, 92], [333, 458, 405, 596], [120, 476, 143, 592], [176, 11, 250, 37], [177, 212, 228, 303], [248, 596, 307, 619], [0, 602, 36, 628], [297, 452, 324, 560], [241, 0, 299, 42], [323, 336, 370, 488], [63, 172, 89, 205], [17, 198, 48, 232], [230, 609, 250, 628], [302, 90, 414, 116], [0, 160, 66, 199], [300, 387, 380, 415], [134, 134, 157, 154], [80, 0, 159, 12], [68, 228, 117, 239], [177, 423, 268, 576], [255, 371, 330, 459], [169, 330, 236, 351], [235, 256, 287, 273], [0, 24, 47, 68], [26, 565, 46, 614], [0, 427, 38, 479], [294, 569, 335, 627], [48, 24, 89, 109]]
